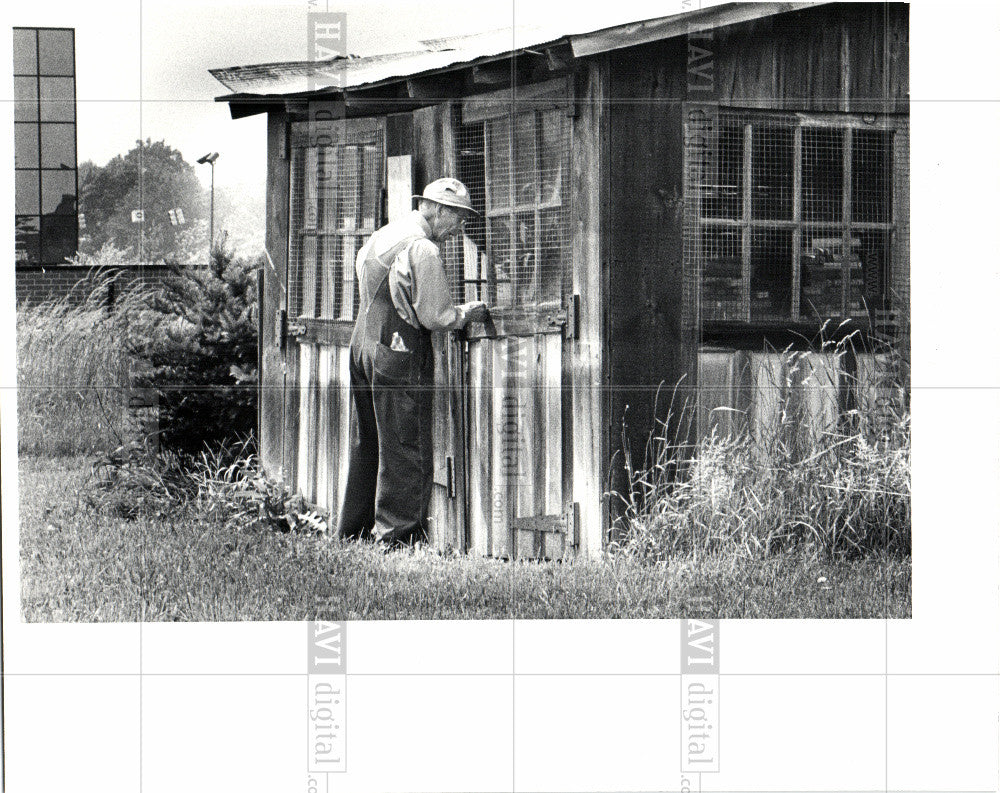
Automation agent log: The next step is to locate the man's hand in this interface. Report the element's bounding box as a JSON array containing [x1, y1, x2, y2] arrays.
[[459, 301, 489, 325]]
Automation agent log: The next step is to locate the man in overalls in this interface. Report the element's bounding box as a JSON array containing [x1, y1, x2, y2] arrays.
[[336, 178, 487, 546]]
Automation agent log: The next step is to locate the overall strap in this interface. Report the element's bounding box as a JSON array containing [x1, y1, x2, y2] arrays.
[[360, 235, 421, 317]]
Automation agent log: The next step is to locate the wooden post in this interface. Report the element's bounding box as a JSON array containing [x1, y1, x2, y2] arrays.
[[262, 111, 290, 483]]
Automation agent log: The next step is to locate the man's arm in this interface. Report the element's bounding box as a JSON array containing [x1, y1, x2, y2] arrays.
[[403, 239, 485, 331]]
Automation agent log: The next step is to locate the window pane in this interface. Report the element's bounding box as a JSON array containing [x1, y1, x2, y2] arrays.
[[511, 211, 537, 305], [40, 214, 77, 263], [485, 118, 511, 210], [338, 146, 359, 231], [487, 216, 513, 306], [750, 228, 792, 319], [361, 145, 378, 230], [852, 129, 892, 223], [289, 147, 305, 228], [439, 236, 464, 301], [538, 109, 564, 206], [701, 122, 743, 219], [15, 123, 40, 168], [751, 125, 793, 220], [538, 208, 564, 302], [41, 169, 76, 214], [303, 147, 319, 230], [800, 228, 856, 318], [14, 77, 39, 122], [340, 236, 358, 320], [16, 216, 41, 264], [857, 229, 891, 314], [40, 124, 75, 169], [39, 77, 75, 122], [317, 146, 338, 231], [16, 171, 40, 215], [513, 112, 536, 206], [352, 235, 367, 317], [14, 29, 38, 74], [802, 128, 843, 222], [38, 29, 75, 76], [297, 235, 318, 317], [701, 226, 743, 321], [317, 235, 337, 319]]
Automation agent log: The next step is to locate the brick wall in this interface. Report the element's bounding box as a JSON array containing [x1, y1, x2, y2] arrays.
[[15, 264, 204, 306]]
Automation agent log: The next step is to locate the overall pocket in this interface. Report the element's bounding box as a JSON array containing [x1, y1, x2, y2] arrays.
[[372, 342, 420, 447], [372, 342, 413, 386]]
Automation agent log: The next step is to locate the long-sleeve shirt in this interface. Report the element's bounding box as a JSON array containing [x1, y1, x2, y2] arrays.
[[355, 210, 467, 332]]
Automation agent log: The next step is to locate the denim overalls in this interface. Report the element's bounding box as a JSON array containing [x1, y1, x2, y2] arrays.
[[336, 234, 436, 544]]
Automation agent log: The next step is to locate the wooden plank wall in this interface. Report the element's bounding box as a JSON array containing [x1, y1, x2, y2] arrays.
[[571, 61, 609, 557], [261, 111, 290, 481], [700, 348, 856, 453], [466, 332, 564, 558], [607, 38, 690, 532], [710, 3, 908, 112], [293, 342, 352, 522]]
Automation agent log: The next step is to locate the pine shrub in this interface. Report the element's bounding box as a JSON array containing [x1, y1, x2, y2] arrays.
[[126, 235, 260, 456]]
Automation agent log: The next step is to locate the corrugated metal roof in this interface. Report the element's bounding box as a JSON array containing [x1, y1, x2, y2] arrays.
[[210, 23, 565, 98], [211, 2, 828, 100]]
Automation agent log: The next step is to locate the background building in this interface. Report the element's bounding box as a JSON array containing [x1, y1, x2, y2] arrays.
[[14, 27, 79, 269]]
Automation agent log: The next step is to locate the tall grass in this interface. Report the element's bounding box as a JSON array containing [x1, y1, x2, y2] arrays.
[[17, 264, 150, 456], [614, 331, 911, 561]]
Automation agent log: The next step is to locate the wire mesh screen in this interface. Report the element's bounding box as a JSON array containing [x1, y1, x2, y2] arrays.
[[450, 106, 571, 308], [685, 107, 908, 329], [288, 121, 384, 320]]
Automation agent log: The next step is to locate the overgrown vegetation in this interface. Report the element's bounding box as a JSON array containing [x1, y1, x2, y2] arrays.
[[613, 329, 911, 562], [17, 240, 259, 458], [17, 260, 145, 456]]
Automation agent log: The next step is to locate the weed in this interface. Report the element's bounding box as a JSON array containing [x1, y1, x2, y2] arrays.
[[613, 330, 910, 561], [17, 252, 153, 456]]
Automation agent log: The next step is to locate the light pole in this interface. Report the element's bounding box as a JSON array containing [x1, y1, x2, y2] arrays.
[[196, 152, 219, 262]]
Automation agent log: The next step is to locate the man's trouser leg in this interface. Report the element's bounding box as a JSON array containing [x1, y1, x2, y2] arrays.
[[336, 351, 378, 540], [371, 377, 433, 545]]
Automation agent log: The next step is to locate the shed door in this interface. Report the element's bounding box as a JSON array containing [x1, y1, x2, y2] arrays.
[[453, 91, 574, 559], [282, 116, 384, 521]]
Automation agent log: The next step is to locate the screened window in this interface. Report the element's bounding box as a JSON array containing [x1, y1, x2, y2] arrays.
[[686, 107, 908, 326], [288, 119, 383, 320], [454, 102, 571, 308]]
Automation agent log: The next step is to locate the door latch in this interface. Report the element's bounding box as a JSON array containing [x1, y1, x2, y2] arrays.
[[275, 308, 306, 349], [274, 308, 287, 349]]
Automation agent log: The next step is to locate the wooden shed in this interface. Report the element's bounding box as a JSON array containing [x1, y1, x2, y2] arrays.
[[211, 1, 909, 558]]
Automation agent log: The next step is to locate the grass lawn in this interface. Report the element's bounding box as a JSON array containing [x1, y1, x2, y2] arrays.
[[19, 455, 911, 621]]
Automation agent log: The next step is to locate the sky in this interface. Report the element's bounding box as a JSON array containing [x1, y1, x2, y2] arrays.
[[3, 0, 707, 192]]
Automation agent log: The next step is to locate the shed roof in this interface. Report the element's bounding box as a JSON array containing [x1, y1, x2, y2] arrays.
[[211, 2, 826, 101]]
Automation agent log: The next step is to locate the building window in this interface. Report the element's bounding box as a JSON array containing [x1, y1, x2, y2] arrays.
[[685, 106, 908, 328], [288, 118, 383, 320], [13, 27, 78, 266], [454, 96, 571, 308]]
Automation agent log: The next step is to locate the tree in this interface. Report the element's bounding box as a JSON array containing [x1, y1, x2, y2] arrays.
[[125, 234, 260, 455], [79, 139, 208, 262]]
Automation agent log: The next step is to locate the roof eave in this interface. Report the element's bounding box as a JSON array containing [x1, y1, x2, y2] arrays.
[[213, 40, 570, 106], [568, 2, 832, 58]]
